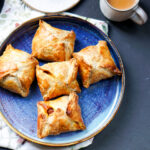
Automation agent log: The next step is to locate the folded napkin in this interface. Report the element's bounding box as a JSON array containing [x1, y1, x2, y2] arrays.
[[0, 0, 108, 150]]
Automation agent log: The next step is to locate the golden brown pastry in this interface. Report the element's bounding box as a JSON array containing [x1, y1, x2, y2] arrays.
[[32, 20, 76, 62], [0, 44, 38, 97], [73, 41, 122, 88], [37, 92, 86, 138], [36, 58, 81, 100]]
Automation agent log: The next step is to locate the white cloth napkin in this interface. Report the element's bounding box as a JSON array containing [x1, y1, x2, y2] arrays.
[[0, 0, 108, 150]]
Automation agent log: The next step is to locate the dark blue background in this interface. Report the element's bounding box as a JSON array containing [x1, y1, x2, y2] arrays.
[[0, 0, 150, 149], [0, 0, 4, 13]]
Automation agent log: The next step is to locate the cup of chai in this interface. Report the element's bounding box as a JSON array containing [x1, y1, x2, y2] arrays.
[[100, 0, 148, 25]]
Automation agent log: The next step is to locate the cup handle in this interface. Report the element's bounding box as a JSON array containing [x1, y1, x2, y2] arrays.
[[130, 6, 148, 25]]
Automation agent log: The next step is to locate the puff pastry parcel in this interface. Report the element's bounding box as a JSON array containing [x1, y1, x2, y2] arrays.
[[73, 41, 122, 88], [0, 44, 38, 97], [36, 58, 81, 100], [32, 20, 76, 62], [37, 92, 86, 138]]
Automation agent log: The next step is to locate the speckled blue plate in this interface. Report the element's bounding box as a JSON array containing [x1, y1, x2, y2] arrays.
[[0, 15, 125, 146]]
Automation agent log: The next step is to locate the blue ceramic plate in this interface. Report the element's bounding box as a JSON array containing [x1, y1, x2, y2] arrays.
[[0, 15, 125, 146]]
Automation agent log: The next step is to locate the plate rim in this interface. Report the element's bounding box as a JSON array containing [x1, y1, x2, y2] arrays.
[[0, 14, 125, 147], [22, 0, 80, 14]]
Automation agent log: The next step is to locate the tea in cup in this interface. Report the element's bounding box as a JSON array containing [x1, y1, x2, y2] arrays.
[[100, 0, 148, 25]]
